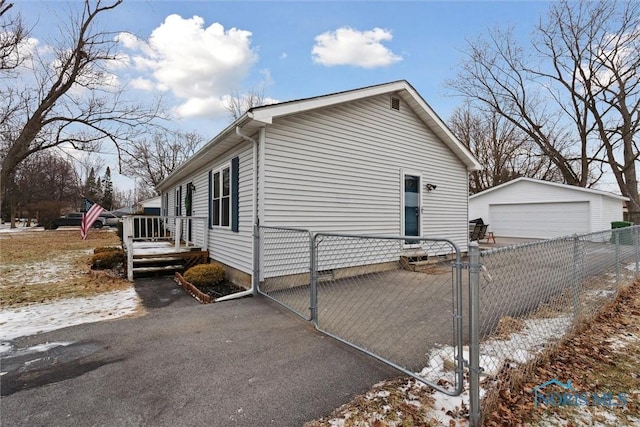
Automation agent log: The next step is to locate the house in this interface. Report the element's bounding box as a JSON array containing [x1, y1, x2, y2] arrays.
[[469, 177, 629, 239], [157, 80, 481, 286]]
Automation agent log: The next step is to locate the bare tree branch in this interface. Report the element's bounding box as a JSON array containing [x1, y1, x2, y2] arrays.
[[120, 130, 204, 194], [448, 0, 640, 221], [0, 0, 167, 225]]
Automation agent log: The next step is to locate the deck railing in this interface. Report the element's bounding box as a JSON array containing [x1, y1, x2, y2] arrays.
[[122, 215, 209, 280]]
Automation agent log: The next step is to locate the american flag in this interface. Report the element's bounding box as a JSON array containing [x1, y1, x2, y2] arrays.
[[81, 202, 104, 240]]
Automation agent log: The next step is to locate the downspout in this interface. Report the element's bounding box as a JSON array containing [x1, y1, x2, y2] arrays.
[[214, 126, 261, 302]]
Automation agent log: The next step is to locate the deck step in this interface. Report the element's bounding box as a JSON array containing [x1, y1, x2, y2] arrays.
[[133, 256, 183, 264], [407, 260, 433, 267], [133, 265, 184, 274]]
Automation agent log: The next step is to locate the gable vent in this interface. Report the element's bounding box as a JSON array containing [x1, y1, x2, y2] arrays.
[[391, 97, 400, 111]]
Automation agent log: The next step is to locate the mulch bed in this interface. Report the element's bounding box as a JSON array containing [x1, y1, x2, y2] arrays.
[[175, 272, 245, 304]]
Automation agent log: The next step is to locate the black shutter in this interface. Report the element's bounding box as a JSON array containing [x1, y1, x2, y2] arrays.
[[231, 157, 240, 232], [208, 170, 212, 229]]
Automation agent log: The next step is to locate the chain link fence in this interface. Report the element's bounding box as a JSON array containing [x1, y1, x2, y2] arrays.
[[256, 224, 640, 422], [473, 225, 640, 388], [479, 226, 640, 375]]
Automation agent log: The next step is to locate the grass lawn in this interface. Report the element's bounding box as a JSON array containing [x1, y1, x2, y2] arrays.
[[0, 228, 131, 307]]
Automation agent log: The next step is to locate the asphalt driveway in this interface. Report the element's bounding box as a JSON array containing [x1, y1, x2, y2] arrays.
[[0, 278, 397, 426]]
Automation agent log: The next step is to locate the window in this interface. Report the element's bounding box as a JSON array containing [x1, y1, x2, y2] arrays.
[[211, 165, 231, 227]]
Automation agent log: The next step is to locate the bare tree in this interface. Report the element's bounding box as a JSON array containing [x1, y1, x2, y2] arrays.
[[223, 88, 267, 121], [0, 0, 28, 70], [449, 104, 562, 193], [0, 0, 165, 226], [121, 131, 204, 195], [2, 151, 80, 226], [448, 0, 640, 222]]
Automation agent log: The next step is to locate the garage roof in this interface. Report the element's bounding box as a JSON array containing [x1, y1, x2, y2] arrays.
[[470, 177, 629, 202]]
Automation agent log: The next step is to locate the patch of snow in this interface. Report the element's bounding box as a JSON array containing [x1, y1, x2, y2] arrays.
[[607, 332, 639, 351], [626, 262, 639, 272], [0, 288, 141, 341], [413, 316, 573, 425], [0, 224, 44, 233], [0, 341, 13, 354]]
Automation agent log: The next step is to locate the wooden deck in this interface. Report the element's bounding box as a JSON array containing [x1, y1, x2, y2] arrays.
[[122, 215, 210, 280]]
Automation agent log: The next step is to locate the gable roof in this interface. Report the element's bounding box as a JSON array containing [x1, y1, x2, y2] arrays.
[[158, 80, 480, 191], [470, 177, 629, 202]]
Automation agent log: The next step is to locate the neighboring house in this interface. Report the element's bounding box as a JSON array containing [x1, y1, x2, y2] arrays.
[[157, 80, 481, 286], [469, 177, 629, 239], [136, 196, 162, 216]]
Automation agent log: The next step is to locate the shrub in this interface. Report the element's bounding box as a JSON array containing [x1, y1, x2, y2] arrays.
[[184, 263, 225, 287], [91, 249, 125, 270], [93, 246, 121, 254]]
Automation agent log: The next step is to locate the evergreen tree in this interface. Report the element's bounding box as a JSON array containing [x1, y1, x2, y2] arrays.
[[102, 167, 114, 210], [85, 167, 101, 203]]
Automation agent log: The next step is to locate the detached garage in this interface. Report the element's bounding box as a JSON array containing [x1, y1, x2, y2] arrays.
[[469, 178, 629, 239]]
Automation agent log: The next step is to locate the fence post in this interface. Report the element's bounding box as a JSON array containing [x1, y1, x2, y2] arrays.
[[310, 232, 318, 325], [252, 224, 260, 296], [635, 226, 639, 275], [468, 242, 481, 427], [615, 230, 620, 285], [572, 235, 580, 319]]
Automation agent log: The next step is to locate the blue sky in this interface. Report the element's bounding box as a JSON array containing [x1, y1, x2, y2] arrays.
[[15, 0, 553, 192]]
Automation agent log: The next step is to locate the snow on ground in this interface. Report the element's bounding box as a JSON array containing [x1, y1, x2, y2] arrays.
[[0, 288, 142, 348], [0, 223, 44, 233]]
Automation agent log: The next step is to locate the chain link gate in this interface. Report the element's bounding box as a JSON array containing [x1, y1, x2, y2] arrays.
[[256, 227, 466, 395], [311, 233, 465, 395]]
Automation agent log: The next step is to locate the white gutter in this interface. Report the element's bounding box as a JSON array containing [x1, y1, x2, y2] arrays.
[[235, 126, 260, 225], [214, 126, 262, 302], [214, 289, 253, 302]]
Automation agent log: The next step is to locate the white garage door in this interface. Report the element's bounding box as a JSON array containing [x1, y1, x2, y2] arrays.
[[489, 202, 590, 238]]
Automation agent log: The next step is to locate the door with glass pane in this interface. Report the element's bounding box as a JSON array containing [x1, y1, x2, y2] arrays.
[[404, 175, 420, 244]]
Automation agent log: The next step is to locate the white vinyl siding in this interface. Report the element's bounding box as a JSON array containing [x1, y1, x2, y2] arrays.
[[601, 196, 625, 230], [204, 143, 254, 274], [262, 95, 469, 247]]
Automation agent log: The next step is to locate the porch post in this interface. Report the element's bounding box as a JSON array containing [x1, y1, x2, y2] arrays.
[[175, 218, 181, 250]]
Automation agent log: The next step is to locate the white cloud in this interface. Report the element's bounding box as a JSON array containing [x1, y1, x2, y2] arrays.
[[130, 77, 155, 91], [174, 96, 226, 118], [116, 14, 257, 118], [312, 27, 402, 68]]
